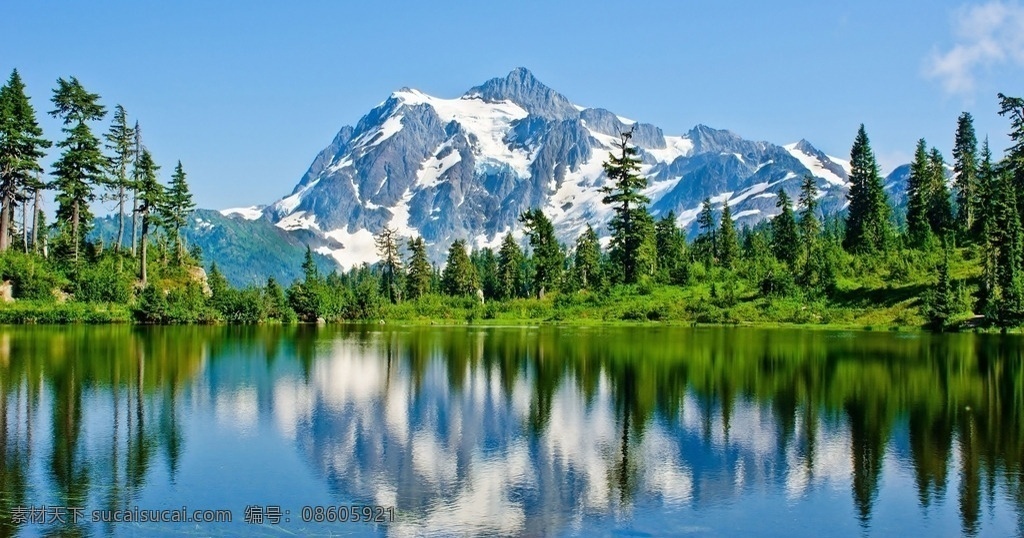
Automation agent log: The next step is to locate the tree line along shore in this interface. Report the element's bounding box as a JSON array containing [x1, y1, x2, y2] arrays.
[[2, 70, 1024, 330]]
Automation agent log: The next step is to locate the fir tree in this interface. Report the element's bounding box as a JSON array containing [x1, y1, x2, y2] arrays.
[[977, 140, 998, 314], [927, 148, 953, 239], [472, 248, 499, 300], [952, 112, 979, 239], [572, 224, 604, 290], [600, 128, 655, 283], [496, 232, 525, 300], [0, 69, 50, 253], [998, 93, 1024, 216], [405, 237, 432, 300], [49, 77, 106, 263], [798, 174, 820, 262], [104, 104, 135, 252], [770, 190, 799, 267], [160, 161, 195, 261], [844, 125, 893, 253], [906, 139, 933, 248], [135, 148, 162, 285], [654, 212, 685, 283], [519, 209, 563, 298], [718, 199, 739, 269], [696, 197, 716, 266], [441, 239, 478, 296], [374, 226, 402, 303], [301, 244, 319, 283]]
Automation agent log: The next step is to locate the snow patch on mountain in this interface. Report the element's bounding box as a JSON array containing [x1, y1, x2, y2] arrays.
[[220, 206, 265, 220], [783, 142, 848, 187], [394, 88, 533, 177]]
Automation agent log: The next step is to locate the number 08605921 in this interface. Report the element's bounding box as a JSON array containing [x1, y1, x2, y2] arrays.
[[300, 505, 395, 523]]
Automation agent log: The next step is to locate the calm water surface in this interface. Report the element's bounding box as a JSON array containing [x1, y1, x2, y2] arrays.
[[0, 325, 1022, 537]]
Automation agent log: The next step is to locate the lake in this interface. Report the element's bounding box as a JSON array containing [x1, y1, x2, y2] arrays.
[[0, 325, 1021, 537]]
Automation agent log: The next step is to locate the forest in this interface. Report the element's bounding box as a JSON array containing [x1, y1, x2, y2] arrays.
[[2, 68, 1024, 331]]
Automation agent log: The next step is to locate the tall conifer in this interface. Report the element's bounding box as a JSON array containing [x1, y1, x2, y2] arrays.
[[844, 125, 893, 253], [49, 77, 106, 263]]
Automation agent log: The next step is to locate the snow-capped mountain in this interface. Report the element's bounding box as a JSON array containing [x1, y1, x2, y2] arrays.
[[217, 68, 895, 273]]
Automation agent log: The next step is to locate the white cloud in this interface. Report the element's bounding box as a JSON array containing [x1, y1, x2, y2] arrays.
[[926, 1, 1024, 95]]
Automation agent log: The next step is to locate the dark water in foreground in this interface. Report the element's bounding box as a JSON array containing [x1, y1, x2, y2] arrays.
[[0, 325, 1022, 537]]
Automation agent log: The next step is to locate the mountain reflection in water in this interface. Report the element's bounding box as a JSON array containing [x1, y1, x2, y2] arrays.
[[0, 325, 1022, 537]]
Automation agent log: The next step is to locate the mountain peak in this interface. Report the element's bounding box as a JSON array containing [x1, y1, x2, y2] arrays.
[[464, 68, 578, 120]]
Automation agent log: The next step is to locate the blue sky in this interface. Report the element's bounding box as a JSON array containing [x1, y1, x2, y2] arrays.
[[2, 1, 1023, 211]]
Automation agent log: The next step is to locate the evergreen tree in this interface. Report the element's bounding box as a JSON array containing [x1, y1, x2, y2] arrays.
[[927, 148, 953, 239], [374, 226, 402, 303], [301, 244, 319, 283], [718, 199, 739, 269], [471, 247, 499, 300], [104, 104, 135, 252], [695, 197, 716, 266], [441, 239, 478, 296], [654, 213, 685, 283], [798, 174, 820, 263], [519, 209, 563, 298], [600, 128, 655, 283], [135, 148, 162, 285], [572, 224, 604, 290], [160, 161, 195, 261], [924, 245, 956, 330], [770, 190, 799, 266], [0, 69, 50, 252], [952, 112, 979, 239], [906, 139, 933, 248], [405, 237, 432, 300], [844, 125, 893, 253], [496, 232, 525, 300], [977, 140, 998, 314], [998, 93, 1024, 216], [49, 77, 106, 263]]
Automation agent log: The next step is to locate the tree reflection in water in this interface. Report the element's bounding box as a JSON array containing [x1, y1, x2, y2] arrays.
[[0, 325, 1020, 536]]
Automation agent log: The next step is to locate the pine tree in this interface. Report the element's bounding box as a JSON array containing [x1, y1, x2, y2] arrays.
[[496, 232, 525, 300], [49, 77, 106, 263], [952, 112, 979, 239], [472, 248, 499, 300], [374, 226, 402, 303], [977, 140, 998, 314], [159, 161, 195, 262], [718, 199, 739, 269], [906, 139, 933, 248], [301, 244, 319, 283], [0, 69, 50, 253], [405, 237, 432, 300], [696, 197, 716, 266], [572, 224, 603, 290], [770, 190, 799, 266], [798, 174, 820, 260], [519, 209, 563, 298], [844, 125, 893, 253], [998, 93, 1024, 216], [441, 239, 478, 296], [104, 104, 135, 252], [927, 148, 953, 239], [654, 212, 685, 283], [135, 148, 162, 285], [600, 128, 655, 283]]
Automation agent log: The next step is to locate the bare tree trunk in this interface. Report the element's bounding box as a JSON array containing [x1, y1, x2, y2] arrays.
[[21, 195, 28, 253], [116, 185, 125, 253], [72, 201, 80, 263], [31, 189, 39, 254], [131, 194, 138, 257], [0, 192, 11, 252], [140, 215, 148, 286]]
